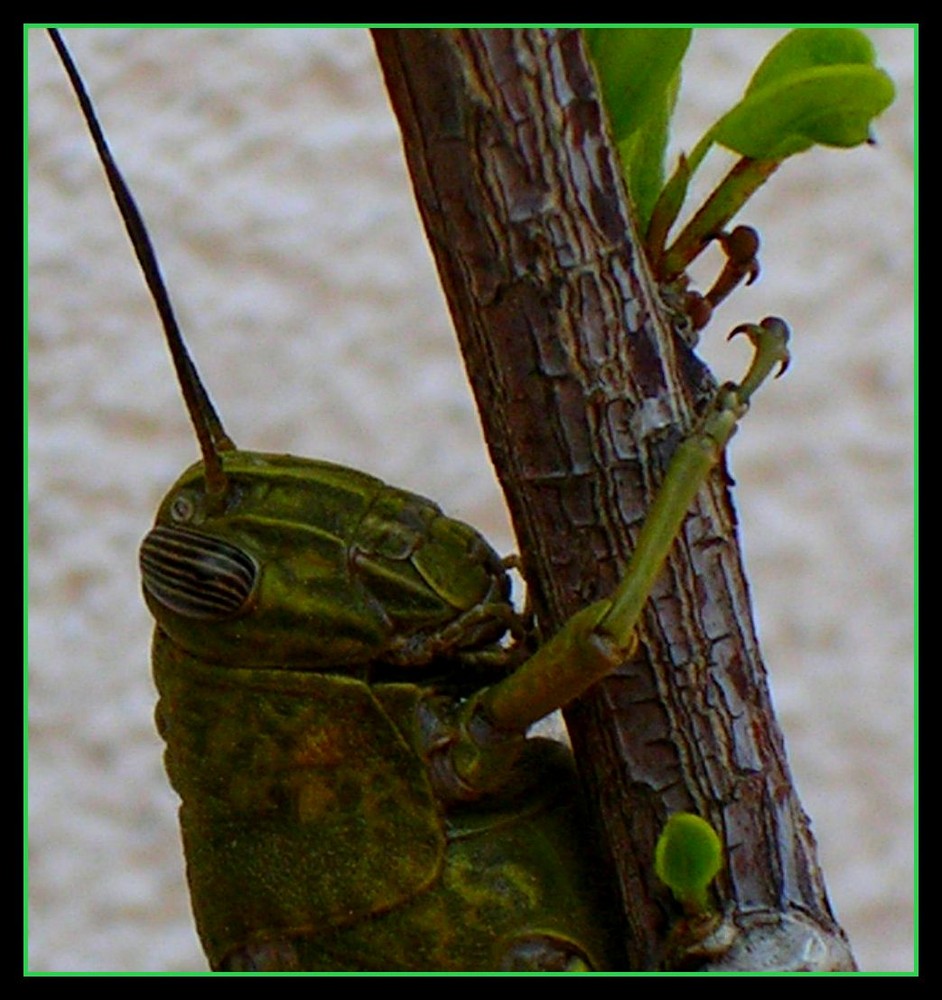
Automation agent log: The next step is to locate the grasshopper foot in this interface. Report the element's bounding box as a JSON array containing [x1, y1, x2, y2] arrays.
[[727, 316, 791, 404]]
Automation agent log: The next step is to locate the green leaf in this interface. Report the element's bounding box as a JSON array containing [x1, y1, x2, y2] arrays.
[[746, 27, 879, 96], [586, 28, 691, 143], [618, 68, 683, 230], [711, 29, 895, 160], [713, 65, 895, 159], [654, 812, 723, 914]]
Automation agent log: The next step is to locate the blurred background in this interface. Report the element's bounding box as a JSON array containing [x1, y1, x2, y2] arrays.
[[27, 28, 914, 972]]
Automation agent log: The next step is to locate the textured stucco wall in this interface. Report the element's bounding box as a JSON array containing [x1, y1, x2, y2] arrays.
[[27, 28, 914, 972]]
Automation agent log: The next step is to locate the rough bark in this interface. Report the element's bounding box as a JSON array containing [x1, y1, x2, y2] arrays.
[[373, 27, 856, 971]]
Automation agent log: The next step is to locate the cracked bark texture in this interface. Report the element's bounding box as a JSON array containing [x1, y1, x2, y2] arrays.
[[373, 28, 856, 972]]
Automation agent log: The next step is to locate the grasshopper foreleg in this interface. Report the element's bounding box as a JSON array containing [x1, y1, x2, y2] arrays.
[[437, 318, 790, 799]]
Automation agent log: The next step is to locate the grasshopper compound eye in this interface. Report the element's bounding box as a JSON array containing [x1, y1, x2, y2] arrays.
[[140, 525, 258, 621]]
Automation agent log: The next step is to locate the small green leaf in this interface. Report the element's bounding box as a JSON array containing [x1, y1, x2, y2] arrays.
[[586, 28, 691, 143], [713, 65, 895, 159], [711, 28, 895, 160], [745, 27, 879, 96], [655, 812, 723, 914]]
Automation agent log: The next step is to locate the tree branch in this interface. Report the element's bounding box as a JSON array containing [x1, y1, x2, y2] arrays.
[[373, 27, 855, 971]]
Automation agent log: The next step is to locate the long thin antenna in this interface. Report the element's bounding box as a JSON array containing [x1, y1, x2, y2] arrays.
[[47, 28, 233, 502]]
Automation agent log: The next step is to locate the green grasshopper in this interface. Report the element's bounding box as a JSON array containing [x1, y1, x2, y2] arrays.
[[49, 29, 789, 971]]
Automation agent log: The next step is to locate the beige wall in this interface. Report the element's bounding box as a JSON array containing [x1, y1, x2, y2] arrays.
[[27, 28, 914, 972]]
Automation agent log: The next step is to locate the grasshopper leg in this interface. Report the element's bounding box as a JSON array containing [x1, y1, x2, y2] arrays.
[[440, 318, 790, 798]]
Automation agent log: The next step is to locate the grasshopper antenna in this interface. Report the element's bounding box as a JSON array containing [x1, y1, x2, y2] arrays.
[[47, 28, 232, 503]]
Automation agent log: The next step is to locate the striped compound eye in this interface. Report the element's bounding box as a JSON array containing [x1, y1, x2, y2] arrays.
[[140, 525, 257, 620]]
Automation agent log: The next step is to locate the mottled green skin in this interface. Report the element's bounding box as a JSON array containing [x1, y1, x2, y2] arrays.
[[144, 452, 620, 971], [154, 634, 619, 971]]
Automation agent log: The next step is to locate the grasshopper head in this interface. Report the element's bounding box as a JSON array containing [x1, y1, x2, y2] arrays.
[[141, 451, 516, 673], [52, 28, 518, 679]]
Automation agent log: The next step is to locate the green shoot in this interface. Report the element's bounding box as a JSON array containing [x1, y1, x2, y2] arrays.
[[655, 812, 723, 916], [588, 29, 895, 287]]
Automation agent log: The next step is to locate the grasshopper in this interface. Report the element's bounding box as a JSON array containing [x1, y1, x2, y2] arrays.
[[33, 27, 912, 972], [47, 27, 789, 971]]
